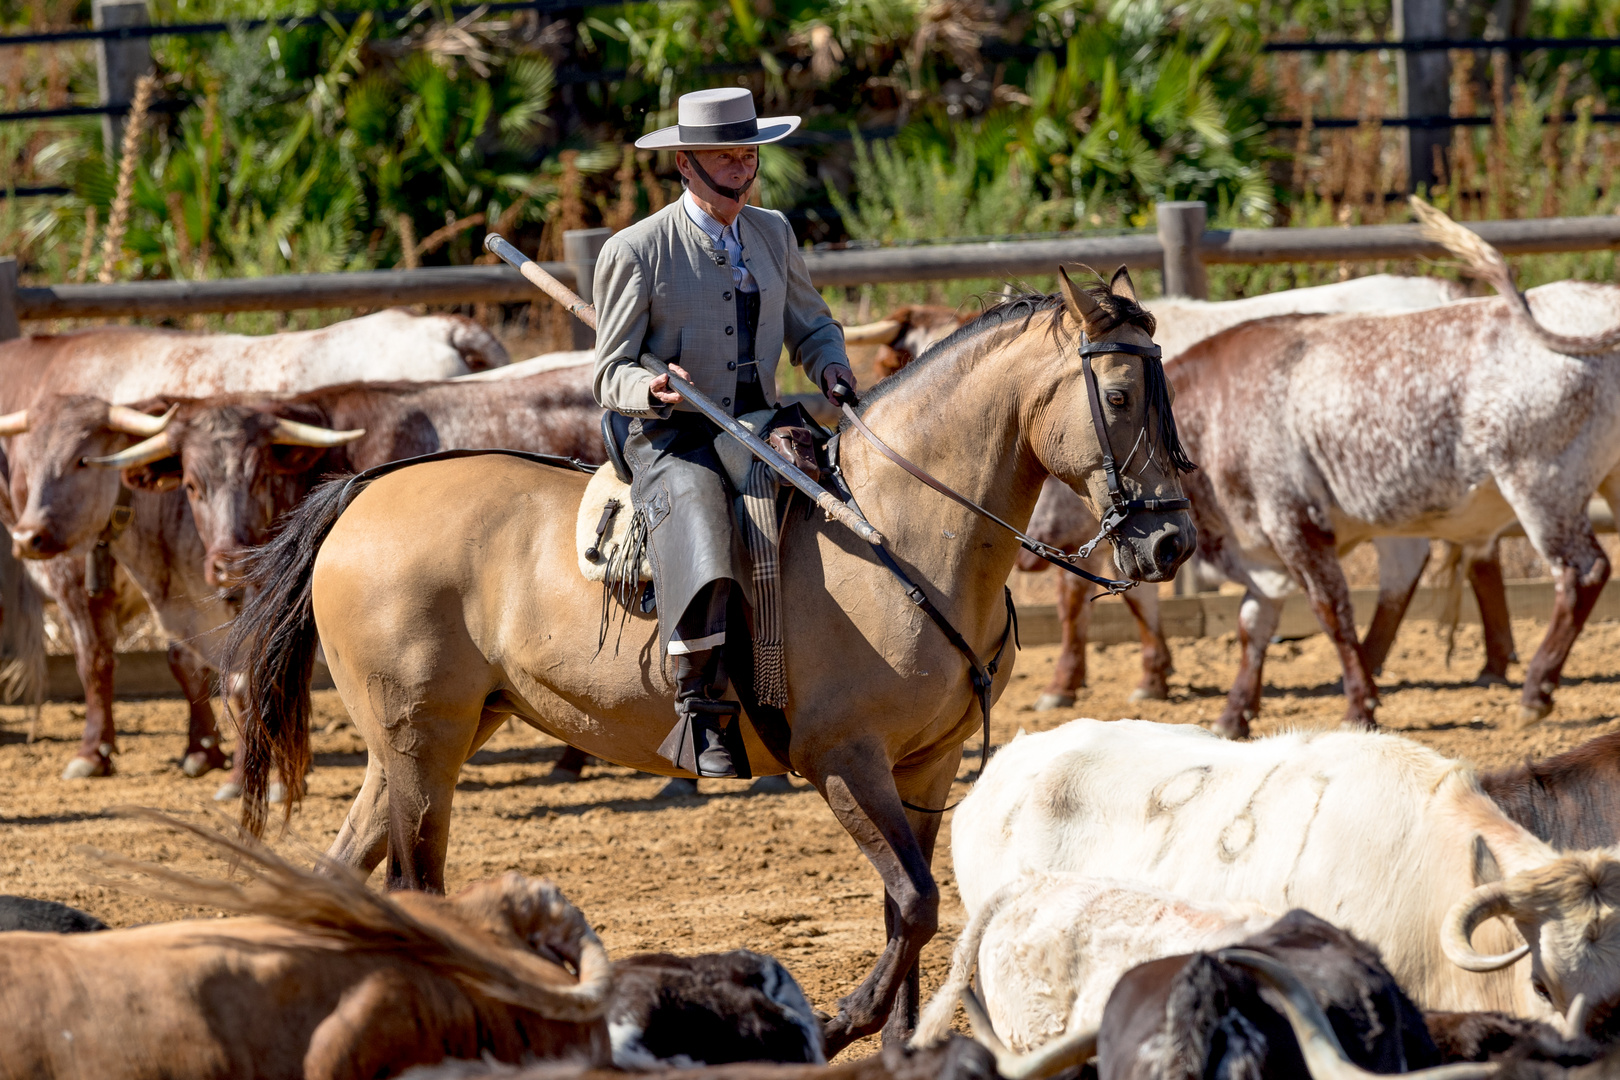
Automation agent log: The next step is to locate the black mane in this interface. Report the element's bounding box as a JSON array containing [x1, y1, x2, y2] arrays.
[[850, 280, 1191, 474]]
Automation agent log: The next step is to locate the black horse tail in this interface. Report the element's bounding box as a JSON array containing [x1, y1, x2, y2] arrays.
[[226, 473, 372, 836]]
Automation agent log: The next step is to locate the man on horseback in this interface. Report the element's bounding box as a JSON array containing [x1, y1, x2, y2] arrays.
[[592, 87, 856, 779]]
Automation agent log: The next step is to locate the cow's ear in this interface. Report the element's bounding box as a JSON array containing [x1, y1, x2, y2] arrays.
[[1058, 267, 1104, 334], [1472, 834, 1504, 886], [122, 460, 181, 493], [1109, 265, 1138, 303]]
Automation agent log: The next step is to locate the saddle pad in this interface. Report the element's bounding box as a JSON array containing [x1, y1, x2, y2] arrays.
[[576, 466, 652, 584]]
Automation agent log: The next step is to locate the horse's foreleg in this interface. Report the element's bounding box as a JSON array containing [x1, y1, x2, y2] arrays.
[[1216, 588, 1281, 739], [805, 743, 949, 1054], [1036, 572, 1092, 710], [1123, 585, 1170, 701]]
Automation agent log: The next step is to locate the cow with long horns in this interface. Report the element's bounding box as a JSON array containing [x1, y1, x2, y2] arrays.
[[954, 719, 1620, 1033]]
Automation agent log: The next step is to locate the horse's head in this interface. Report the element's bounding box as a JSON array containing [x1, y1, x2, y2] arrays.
[[1032, 266, 1197, 583]]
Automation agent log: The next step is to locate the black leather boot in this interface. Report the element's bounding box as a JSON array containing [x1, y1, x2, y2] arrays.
[[658, 650, 742, 778]]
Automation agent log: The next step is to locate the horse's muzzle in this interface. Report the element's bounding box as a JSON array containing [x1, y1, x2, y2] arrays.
[[1113, 515, 1196, 583]]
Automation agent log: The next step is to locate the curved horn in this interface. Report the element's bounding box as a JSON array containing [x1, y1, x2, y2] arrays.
[[1409, 197, 1620, 357], [270, 417, 366, 448], [962, 984, 1097, 1080], [86, 430, 175, 470], [1218, 949, 1500, 1080], [0, 409, 28, 436], [491, 883, 614, 1021], [1442, 881, 1531, 973], [106, 403, 177, 438], [841, 318, 904, 346]]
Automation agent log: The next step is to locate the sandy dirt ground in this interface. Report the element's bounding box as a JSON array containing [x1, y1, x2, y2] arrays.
[[3, 611, 1619, 1060]]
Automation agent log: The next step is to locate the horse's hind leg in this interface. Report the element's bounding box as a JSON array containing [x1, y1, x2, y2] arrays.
[[327, 752, 389, 877], [381, 698, 503, 893]]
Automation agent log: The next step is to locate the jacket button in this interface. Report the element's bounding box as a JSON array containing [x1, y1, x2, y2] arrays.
[[721, 397, 732, 407], [723, 291, 732, 300], [725, 326, 734, 336], [727, 361, 737, 370]]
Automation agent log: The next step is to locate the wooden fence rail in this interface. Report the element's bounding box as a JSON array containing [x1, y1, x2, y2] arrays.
[[5, 207, 1620, 331]]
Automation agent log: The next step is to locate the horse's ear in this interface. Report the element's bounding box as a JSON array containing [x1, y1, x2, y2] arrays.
[[1058, 267, 1103, 332], [1109, 265, 1138, 303]]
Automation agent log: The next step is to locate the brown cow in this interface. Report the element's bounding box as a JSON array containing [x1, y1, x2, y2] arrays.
[[1, 814, 611, 1080], [0, 312, 510, 778], [0, 397, 236, 779], [1479, 730, 1620, 852], [95, 365, 603, 588]]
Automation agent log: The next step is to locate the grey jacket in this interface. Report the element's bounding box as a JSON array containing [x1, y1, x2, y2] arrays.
[[591, 200, 846, 418]]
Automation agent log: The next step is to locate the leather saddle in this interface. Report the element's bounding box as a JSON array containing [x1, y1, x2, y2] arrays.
[[602, 411, 633, 484]]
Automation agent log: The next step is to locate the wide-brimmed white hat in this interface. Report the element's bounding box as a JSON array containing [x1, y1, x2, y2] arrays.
[[635, 88, 800, 150]]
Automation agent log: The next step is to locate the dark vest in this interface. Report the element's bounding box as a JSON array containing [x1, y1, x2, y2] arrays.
[[733, 289, 768, 415]]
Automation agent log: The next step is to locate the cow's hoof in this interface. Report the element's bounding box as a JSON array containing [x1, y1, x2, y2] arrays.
[[1130, 684, 1171, 703], [748, 774, 796, 795], [1519, 701, 1554, 725], [1213, 715, 1251, 740], [62, 754, 111, 780], [181, 749, 227, 778], [213, 781, 242, 802], [1033, 693, 1075, 712], [268, 781, 288, 805], [656, 778, 700, 799], [1474, 669, 1512, 688]]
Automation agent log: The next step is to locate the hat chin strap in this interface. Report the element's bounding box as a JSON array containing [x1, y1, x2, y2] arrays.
[[684, 152, 757, 203]]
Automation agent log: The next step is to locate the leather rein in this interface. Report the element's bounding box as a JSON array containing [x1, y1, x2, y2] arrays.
[[839, 333, 1191, 595], [829, 331, 1189, 812]]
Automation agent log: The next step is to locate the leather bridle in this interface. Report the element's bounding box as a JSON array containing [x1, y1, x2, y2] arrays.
[[839, 330, 1191, 595]]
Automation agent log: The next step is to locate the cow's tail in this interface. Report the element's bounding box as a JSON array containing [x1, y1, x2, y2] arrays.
[[1410, 197, 1620, 356], [226, 474, 371, 837], [446, 315, 511, 371], [910, 879, 1025, 1048]]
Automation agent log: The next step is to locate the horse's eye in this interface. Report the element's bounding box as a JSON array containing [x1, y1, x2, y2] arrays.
[[1106, 391, 1127, 409]]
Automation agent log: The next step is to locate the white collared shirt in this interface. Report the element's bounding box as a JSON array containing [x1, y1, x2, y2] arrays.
[[681, 190, 758, 294]]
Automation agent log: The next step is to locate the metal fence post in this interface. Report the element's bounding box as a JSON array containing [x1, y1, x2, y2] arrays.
[[1155, 201, 1208, 300], [94, 0, 151, 160], [562, 227, 612, 349], [0, 257, 20, 341], [1396, 0, 1449, 192]]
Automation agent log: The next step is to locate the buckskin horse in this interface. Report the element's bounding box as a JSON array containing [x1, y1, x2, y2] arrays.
[[225, 267, 1195, 1050]]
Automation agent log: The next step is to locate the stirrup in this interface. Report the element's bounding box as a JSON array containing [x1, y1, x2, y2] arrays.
[[657, 700, 748, 779]]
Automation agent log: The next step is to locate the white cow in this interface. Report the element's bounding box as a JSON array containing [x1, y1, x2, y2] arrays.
[[1021, 276, 1468, 710], [455, 350, 592, 381], [914, 874, 1276, 1052], [952, 719, 1620, 1029]]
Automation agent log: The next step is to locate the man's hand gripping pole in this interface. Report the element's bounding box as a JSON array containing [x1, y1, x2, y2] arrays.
[[482, 233, 885, 548]]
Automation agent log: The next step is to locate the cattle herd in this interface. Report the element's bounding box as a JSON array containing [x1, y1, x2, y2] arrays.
[[3, 205, 1620, 1078]]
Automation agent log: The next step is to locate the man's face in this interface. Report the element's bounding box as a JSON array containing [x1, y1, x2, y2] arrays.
[[679, 147, 758, 202]]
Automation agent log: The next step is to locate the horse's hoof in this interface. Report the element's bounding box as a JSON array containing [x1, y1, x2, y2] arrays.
[[748, 774, 796, 795], [547, 765, 583, 784], [61, 755, 111, 780], [268, 781, 288, 805], [656, 778, 700, 799], [1033, 693, 1075, 712], [213, 781, 242, 802]]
